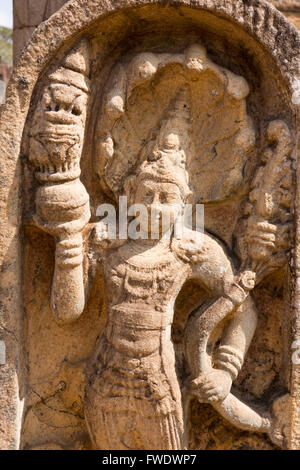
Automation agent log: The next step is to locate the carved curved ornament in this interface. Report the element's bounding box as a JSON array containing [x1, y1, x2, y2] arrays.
[[0, 0, 299, 451]]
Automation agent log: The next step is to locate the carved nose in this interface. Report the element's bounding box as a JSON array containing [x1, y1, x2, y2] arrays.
[[152, 194, 160, 204], [45, 109, 79, 125]]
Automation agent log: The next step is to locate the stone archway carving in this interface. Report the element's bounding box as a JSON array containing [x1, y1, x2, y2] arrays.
[[0, 0, 299, 450]]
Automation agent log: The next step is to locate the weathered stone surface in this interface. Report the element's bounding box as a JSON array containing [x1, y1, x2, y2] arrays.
[[284, 11, 300, 29], [1, 0, 299, 450], [270, 1, 300, 10], [13, 26, 36, 63], [269, 0, 300, 29], [13, 0, 68, 28], [12, 0, 300, 66]]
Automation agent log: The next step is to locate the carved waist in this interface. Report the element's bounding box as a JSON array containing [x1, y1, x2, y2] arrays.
[[107, 303, 170, 330]]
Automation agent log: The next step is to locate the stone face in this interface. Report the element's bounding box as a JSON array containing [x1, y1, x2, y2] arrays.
[[1, 0, 299, 451]]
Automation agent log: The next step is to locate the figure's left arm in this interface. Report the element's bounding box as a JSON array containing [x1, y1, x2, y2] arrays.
[[187, 287, 258, 404], [197, 295, 258, 403], [181, 232, 257, 402], [216, 295, 258, 383]]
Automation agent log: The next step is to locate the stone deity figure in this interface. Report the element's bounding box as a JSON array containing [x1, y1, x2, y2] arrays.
[[83, 153, 260, 450], [32, 91, 262, 449], [29, 43, 292, 448]]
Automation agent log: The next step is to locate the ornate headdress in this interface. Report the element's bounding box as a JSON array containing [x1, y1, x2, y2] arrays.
[[49, 39, 90, 92], [136, 85, 192, 201]]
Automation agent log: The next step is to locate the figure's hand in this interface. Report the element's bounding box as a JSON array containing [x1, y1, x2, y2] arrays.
[[246, 216, 277, 262], [189, 370, 232, 403]]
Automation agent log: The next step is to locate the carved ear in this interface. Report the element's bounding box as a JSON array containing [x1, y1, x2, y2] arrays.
[[123, 175, 136, 206]]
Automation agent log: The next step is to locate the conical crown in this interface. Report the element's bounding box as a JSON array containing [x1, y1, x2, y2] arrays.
[[137, 85, 192, 200], [155, 84, 191, 165], [49, 39, 90, 92]]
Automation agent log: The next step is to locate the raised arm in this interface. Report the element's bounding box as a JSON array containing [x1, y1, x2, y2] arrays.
[[34, 180, 91, 325], [28, 39, 93, 325]]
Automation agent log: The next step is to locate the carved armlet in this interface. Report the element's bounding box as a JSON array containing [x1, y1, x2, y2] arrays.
[[216, 345, 244, 381], [55, 234, 84, 268]]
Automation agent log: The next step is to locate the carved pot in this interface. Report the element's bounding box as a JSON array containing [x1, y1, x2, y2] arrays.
[[36, 178, 89, 223]]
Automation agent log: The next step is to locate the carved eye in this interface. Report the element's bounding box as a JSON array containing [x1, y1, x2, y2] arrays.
[[72, 106, 82, 116], [55, 104, 60, 112]]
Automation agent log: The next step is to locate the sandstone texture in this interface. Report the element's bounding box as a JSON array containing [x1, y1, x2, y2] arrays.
[[270, 1, 299, 10], [12, 0, 300, 66], [270, 0, 300, 29], [0, 0, 299, 450]]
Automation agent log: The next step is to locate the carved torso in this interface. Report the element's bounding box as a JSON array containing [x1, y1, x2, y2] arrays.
[[86, 230, 238, 421], [87, 240, 188, 419]]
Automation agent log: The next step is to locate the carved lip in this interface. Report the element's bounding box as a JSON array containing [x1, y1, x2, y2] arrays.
[[35, 167, 81, 183], [32, 128, 78, 137]]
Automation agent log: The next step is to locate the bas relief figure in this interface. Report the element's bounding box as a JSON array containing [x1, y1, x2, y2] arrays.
[[25, 39, 294, 450]]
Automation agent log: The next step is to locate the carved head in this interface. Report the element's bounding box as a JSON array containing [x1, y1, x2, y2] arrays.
[[122, 85, 193, 238], [125, 153, 192, 238], [29, 39, 90, 183]]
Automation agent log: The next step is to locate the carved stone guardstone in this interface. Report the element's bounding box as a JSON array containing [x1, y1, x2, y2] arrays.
[[0, 0, 299, 450]]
